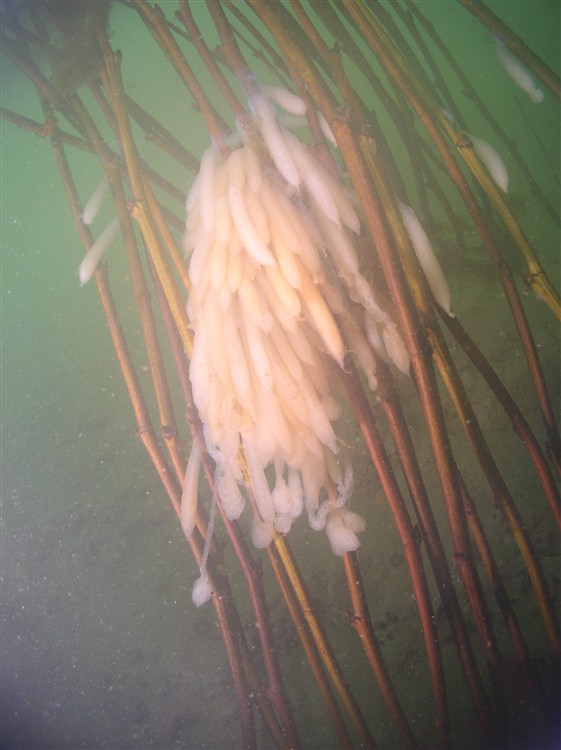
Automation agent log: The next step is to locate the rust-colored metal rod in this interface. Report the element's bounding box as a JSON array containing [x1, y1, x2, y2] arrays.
[[459, 481, 552, 706], [439, 311, 561, 526], [274, 535, 378, 749], [391, 2, 461, 123], [144, 186, 191, 295], [0, 106, 93, 151], [0, 34, 97, 139], [179, 381, 293, 748], [223, 0, 290, 78], [220, 531, 301, 749], [374, 359, 492, 725], [202, 486, 302, 749], [142, 160, 186, 208], [95, 33, 193, 359], [314, 1, 450, 217], [177, 1, 246, 121], [238, 644, 292, 750], [330, 60, 492, 736], [343, 552, 423, 749], [130, 0, 229, 150], [267, 542, 354, 750], [341, 356, 453, 744], [452, 127, 561, 321], [429, 325, 560, 656], [429, 330, 560, 654], [190, 552, 258, 750], [207, 1, 256, 89], [125, 93, 200, 172]]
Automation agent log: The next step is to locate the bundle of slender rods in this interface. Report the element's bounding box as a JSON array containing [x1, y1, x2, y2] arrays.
[[2, 1, 560, 748]]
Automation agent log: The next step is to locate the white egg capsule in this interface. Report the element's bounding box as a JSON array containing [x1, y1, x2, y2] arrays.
[[78, 216, 120, 286], [265, 85, 307, 116], [180, 439, 203, 539], [470, 134, 509, 194], [399, 202, 454, 317], [192, 574, 213, 607], [82, 175, 110, 226], [495, 40, 544, 103]]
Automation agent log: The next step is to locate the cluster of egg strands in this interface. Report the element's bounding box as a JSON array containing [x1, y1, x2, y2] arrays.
[[183, 91, 408, 555]]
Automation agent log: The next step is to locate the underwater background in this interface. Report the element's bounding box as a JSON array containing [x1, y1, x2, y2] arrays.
[[1, 1, 559, 748]]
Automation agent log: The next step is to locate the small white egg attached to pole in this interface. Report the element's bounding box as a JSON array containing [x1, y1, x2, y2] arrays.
[[399, 202, 454, 318], [180, 438, 203, 539], [265, 85, 307, 116], [470, 134, 509, 193], [495, 40, 544, 103], [78, 216, 120, 286], [81, 175, 110, 226]]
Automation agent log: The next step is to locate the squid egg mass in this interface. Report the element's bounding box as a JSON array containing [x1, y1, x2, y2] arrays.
[[182, 88, 416, 568]]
